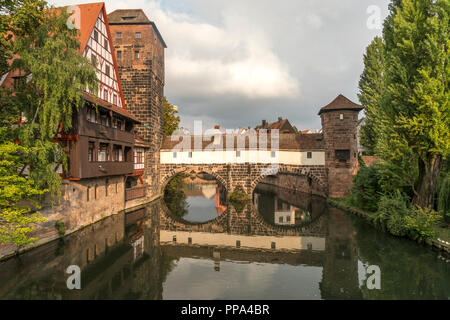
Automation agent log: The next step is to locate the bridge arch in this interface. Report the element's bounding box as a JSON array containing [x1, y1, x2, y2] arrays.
[[249, 165, 328, 197], [160, 165, 229, 195]]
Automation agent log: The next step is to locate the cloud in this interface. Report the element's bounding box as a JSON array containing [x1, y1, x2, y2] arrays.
[[49, 0, 391, 130], [146, 2, 300, 100]]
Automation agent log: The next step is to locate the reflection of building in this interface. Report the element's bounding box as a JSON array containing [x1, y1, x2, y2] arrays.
[[183, 181, 228, 216], [161, 230, 325, 252], [254, 187, 317, 227]]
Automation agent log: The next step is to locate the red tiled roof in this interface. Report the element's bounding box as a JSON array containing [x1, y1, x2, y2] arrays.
[[362, 156, 379, 167], [318, 94, 364, 115], [161, 133, 324, 151], [76, 2, 105, 53], [82, 92, 140, 123]]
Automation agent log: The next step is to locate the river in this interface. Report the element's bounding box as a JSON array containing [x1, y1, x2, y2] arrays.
[[0, 178, 448, 300]]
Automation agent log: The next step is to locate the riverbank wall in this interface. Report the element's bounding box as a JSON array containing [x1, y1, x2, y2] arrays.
[[327, 198, 450, 257], [0, 179, 162, 262]]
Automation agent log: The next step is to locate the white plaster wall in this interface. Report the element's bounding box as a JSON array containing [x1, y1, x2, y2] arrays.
[[160, 150, 325, 166]]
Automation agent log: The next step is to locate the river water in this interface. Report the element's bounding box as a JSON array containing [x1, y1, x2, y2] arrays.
[[0, 179, 449, 300]]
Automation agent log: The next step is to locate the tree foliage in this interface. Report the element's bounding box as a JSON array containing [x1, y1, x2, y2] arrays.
[[357, 0, 449, 209], [0, 0, 97, 246], [358, 36, 385, 155], [163, 96, 180, 136]]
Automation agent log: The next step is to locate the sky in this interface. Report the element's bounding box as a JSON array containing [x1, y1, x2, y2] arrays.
[[49, 0, 391, 131]]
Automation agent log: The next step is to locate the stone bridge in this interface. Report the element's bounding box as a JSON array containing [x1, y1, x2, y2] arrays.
[[160, 163, 328, 197], [158, 94, 364, 198]]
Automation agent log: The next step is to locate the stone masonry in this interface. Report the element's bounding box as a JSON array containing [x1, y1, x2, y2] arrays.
[[108, 10, 166, 199], [160, 164, 328, 197]]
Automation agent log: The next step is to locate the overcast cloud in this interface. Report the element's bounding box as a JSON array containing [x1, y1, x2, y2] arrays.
[[49, 0, 391, 131]]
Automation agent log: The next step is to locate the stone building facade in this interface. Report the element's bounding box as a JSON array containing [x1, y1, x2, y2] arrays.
[[108, 9, 166, 200], [319, 94, 363, 198]]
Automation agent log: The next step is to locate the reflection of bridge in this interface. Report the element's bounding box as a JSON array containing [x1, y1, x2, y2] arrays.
[[159, 95, 364, 198], [159, 200, 363, 299]]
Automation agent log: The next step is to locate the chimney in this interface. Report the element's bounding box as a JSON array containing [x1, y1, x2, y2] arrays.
[[214, 125, 220, 130], [278, 117, 282, 121]]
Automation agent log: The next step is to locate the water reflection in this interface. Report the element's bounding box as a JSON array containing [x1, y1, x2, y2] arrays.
[[0, 183, 449, 300], [254, 183, 325, 227], [164, 173, 228, 223]]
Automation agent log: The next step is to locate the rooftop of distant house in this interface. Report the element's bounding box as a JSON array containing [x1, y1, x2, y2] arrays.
[[255, 117, 296, 134]]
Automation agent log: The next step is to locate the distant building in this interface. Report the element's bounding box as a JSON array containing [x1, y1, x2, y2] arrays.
[[255, 117, 296, 134]]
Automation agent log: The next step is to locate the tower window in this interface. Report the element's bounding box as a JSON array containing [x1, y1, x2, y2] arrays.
[[236, 150, 241, 158], [271, 151, 276, 158], [335, 150, 350, 161]]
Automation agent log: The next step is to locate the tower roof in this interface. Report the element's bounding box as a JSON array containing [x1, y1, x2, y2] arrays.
[[108, 9, 167, 48], [107, 9, 151, 24], [318, 94, 364, 115]]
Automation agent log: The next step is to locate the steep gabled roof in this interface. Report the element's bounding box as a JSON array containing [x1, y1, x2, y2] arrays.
[[318, 94, 364, 115], [76, 2, 104, 53]]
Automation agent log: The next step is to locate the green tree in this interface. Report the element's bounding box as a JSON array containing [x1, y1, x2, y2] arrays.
[[358, 36, 385, 155], [0, 0, 97, 246], [163, 96, 180, 136], [377, 0, 449, 208]]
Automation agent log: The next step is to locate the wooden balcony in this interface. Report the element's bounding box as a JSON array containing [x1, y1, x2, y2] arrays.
[[125, 185, 147, 201]]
